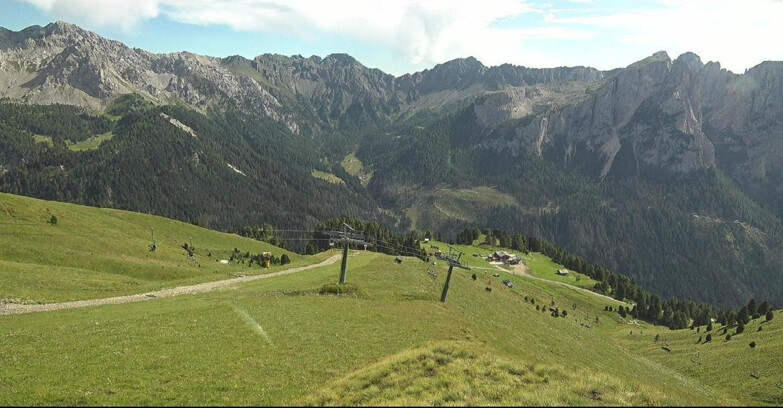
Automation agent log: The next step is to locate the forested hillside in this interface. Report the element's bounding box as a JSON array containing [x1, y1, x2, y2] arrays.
[[1, 22, 782, 309], [0, 99, 393, 234]]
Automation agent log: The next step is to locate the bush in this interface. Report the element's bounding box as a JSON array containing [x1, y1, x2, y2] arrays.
[[766, 310, 775, 322], [725, 334, 732, 341], [49, 214, 57, 225], [749, 341, 756, 349], [280, 253, 291, 265], [736, 321, 745, 334], [561, 310, 568, 318], [319, 283, 361, 297], [705, 334, 712, 343], [757, 326, 763, 332]]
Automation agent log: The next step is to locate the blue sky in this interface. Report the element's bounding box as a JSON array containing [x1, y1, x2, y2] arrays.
[[1, 0, 781, 76]]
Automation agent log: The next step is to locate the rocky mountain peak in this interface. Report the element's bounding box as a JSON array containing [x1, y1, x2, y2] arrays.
[[323, 53, 360, 66], [45, 21, 86, 36], [674, 52, 704, 72]]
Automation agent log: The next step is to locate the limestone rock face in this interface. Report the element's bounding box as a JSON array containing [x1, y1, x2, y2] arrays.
[[1, 22, 781, 192], [0, 22, 295, 131]]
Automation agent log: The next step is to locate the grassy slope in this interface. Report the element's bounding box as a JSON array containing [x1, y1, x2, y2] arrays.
[[404, 186, 517, 231], [426, 238, 595, 289], [615, 312, 783, 406], [66, 131, 114, 151], [340, 151, 373, 187], [32, 134, 53, 147], [0, 250, 752, 406], [311, 170, 345, 185], [0, 194, 778, 405], [0, 193, 310, 303]]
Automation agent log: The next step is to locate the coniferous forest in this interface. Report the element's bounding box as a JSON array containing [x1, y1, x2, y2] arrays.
[[1, 97, 782, 309]]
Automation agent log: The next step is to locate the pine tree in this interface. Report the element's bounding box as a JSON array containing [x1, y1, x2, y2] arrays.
[[737, 306, 750, 325], [747, 299, 757, 316], [758, 301, 771, 316], [766, 310, 775, 322]]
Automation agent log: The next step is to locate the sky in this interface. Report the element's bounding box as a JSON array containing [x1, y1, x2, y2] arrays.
[[1, 0, 782, 76]]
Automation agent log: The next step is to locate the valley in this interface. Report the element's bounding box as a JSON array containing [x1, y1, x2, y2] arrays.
[[1, 22, 782, 309]]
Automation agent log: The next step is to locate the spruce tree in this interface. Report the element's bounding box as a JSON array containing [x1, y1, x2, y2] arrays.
[[758, 301, 771, 316], [737, 306, 750, 325], [747, 299, 757, 316]]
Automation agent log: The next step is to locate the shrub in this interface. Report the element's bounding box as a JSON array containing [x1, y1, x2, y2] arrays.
[[757, 326, 762, 332], [749, 341, 756, 349], [561, 310, 568, 318], [319, 283, 361, 297], [736, 321, 745, 334], [280, 254, 291, 265], [49, 214, 57, 225], [766, 310, 775, 322], [725, 334, 732, 341], [705, 334, 712, 343]]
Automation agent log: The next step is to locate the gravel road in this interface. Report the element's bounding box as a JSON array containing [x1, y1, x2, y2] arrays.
[[0, 254, 342, 316], [473, 263, 628, 305]]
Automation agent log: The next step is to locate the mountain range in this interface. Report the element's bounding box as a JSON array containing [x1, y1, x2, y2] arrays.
[[1, 21, 781, 308]]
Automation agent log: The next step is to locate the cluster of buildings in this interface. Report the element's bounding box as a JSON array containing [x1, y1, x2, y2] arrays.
[[487, 251, 522, 265]]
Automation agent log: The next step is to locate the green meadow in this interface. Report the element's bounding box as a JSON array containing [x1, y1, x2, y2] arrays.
[[65, 131, 115, 151], [0, 192, 307, 304], [0, 193, 781, 405]]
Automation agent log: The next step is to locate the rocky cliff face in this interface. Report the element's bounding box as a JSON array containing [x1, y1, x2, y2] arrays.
[[0, 22, 607, 136], [0, 22, 297, 131], [1, 22, 781, 202], [477, 52, 712, 177]]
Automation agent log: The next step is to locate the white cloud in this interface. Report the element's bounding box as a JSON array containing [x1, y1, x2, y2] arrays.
[[14, 0, 783, 73], [16, 0, 591, 69], [19, 0, 160, 30], [545, 0, 783, 73]]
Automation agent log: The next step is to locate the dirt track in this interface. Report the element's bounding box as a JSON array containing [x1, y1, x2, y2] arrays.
[[0, 254, 342, 316], [474, 263, 627, 305]]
